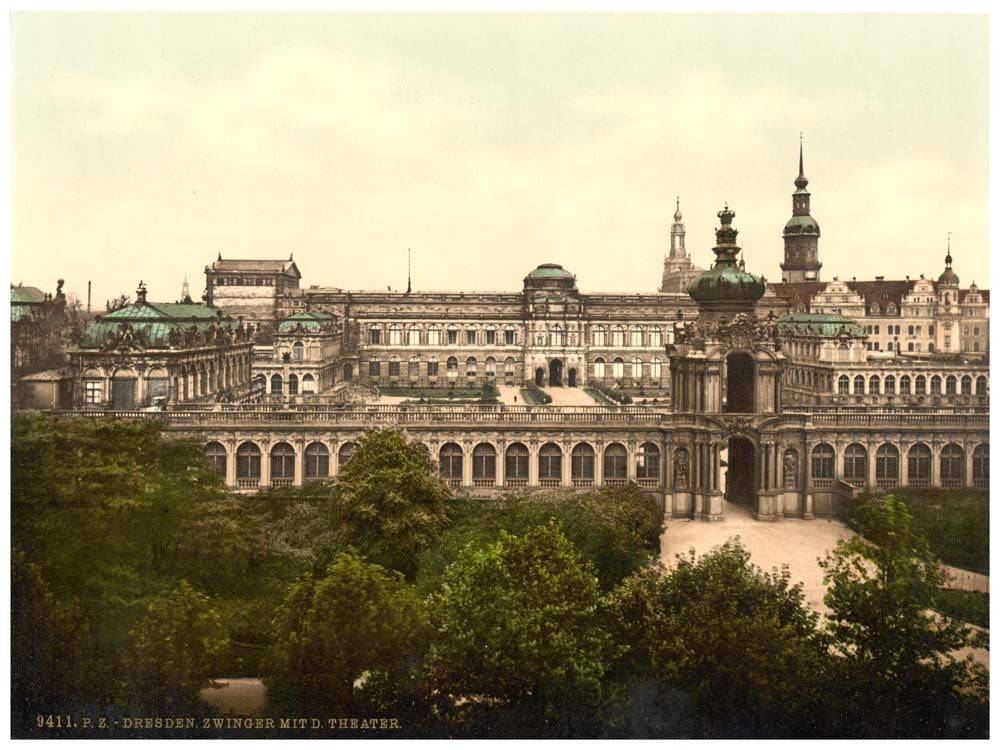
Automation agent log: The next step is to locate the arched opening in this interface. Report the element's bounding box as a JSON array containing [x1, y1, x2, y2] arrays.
[[472, 443, 497, 486], [439, 443, 463, 485], [567, 367, 577, 388], [549, 359, 563, 387], [270, 374, 283, 395], [726, 436, 756, 506], [725, 352, 755, 413], [571, 443, 595, 484], [534, 367, 545, 387], [204, 442, 227, 478], [539, 443, 562, 484], [270, 442, 296, 485], [304, 442, 329, 480]]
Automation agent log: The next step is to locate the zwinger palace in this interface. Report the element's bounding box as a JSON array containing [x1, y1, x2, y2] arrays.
[[42, 146, 989, 521]]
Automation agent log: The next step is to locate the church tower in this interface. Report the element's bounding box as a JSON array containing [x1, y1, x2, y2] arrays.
[[659, 197, 705, 292], [780, 137, 822, 282]]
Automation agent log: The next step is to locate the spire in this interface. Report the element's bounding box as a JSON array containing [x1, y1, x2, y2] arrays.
[[794, 133, 809, 191], [181, 275, 190, 302], [673, 196, 682, 222], [946, 231, 952, 267], [669, 197, 687, 258], [406, 249, 412, 294]]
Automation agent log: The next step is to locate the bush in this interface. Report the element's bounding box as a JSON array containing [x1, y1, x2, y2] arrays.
[[593, 384, 632, 405], [522, 382, 552, 405]]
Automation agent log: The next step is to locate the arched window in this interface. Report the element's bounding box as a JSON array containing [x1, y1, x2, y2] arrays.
[[884, 375, 895, 396], [427, 324, 441, 346], [572, 443, 595, 480], [844, 443, 867, 484], [632, 357, 643, 378], [940, 444, 965, 485], [288, 374, 299, 395], [446, 357, 459, 376], [650, 357, 662, 379], [447, 325, 459, 345], [630, 326, 644, 347], [407, 326, 421, 346], [875, 444, 899, 483], [472, 443, 497, 484], [838, 375, 850, 395], [293, 341, 304, 362], [854, 375, 865, 395], [604, 443, 628, 480], [388, 324, 402, 346], [504, 357, 516, 377], [539, 443, 562, 482], [204, 442, 227, 477], [637, 442, 660, 481], [270, 374, 283, 394], [930, 375, 941, 395], [973, 444, 988, 487], [408, 356, 420, 378], [592, 326, 606, 347], [388, 356, 400, 377], [649, 327, 662, 347], [899, 375, 911, 395], [593, 357, 606, 379], [915, 375, 926, 395], [270, 442, 295, 481], [439, 443, 463, 482], [338, 441, 356, 468], [811, 443, 835, 481], [485, 325, 497, 345], [368, 357, 381, 377], [485, 357, 496, 376], [961, 376, 972, 396], [907, 444, 931, 484], [466, 326, 477, 345], [869, 375, 880, 396], [236, 442, 261, 480], [505, 443, 529, 481], [301, 374, 316, 394], [504, 326, 517, 346], [427, 356, 439, 377], [945, 375, 957, 395], [551, 325, 564, 347], [368, 325, 382, 344], [612, 357, 625, 379], [304, 442, 329, 479], [976, 376, 987, 396], [465, 357, 478, 377], [611, 326, 625, 347]]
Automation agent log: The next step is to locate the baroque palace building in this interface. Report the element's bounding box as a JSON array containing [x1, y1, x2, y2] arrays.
[[47, 145, 989, 521]]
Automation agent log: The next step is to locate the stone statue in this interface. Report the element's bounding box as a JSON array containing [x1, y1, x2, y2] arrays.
[[674, 448, 690, 489], [783, 450, 798, 489]]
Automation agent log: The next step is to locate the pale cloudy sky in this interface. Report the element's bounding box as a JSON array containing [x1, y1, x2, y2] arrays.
[[10, 12, 989, 307]]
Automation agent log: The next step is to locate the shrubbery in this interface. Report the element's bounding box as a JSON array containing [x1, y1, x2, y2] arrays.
[[521, 382, 553, 404]]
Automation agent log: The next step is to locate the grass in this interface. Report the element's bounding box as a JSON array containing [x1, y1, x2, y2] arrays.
[[380, 385, 485, 399], [583, 387, 617, 407], [932, 588, 989, 629], [850, 489, 989, 575]]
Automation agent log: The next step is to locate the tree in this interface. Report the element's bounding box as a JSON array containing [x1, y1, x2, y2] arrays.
[[334, 429, 453, 577], [820, 494, 988, 737], [126, 579, 229, 710], [605, 540, 832, 738], [425, 523, 612, 736], [267, 549, 428, 715]]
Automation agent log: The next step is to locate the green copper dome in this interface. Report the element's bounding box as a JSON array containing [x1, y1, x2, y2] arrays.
[[783, 214, 820, 236], [527, 263, 574, 279], [688, 205, 766, 306]]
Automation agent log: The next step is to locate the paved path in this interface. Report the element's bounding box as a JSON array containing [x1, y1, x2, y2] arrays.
[[541, 386, 601, 406]]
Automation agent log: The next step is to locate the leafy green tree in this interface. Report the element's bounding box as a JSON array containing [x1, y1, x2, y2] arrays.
[[605, 540, 832, 738], [267, 548, 429, 716], [334, 429, 453, 577], [11, 551, 93, 735], [820, 494, 988, 737], [425, 523, 612, 736], [126, 579, 229, 710]]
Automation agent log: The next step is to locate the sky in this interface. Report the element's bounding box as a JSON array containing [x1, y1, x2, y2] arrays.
[[9, 12, 990, 307]]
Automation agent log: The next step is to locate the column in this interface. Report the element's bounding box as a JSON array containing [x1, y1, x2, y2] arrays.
[[462, 443, 473, 487], [627, 440, 637, 483], [595, 444, 604, 486], [562, 444, 572, 488], [965, 444, 974, 488], [225, 441, 237, 488], [260, 441, 271, 488], [528, 443, 539, 486], [293, 441, 304, 487], [900, 442, 909, 487], [866, 441, 877, 489], [931, 443, 941, 487]]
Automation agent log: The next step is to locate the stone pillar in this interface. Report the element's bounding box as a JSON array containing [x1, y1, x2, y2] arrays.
[[293, 440, 303, 487], [866, 442, 877, 490], [528, 442, 539, 486], [463, 442, 473, 488], [627, 440, 637, 483], [931, 443, 941, 487], [562, 444, 572, 488], [225, 441, 237, 488], [899, 442, 909, 487], [260, 441, 271, 488], [965, 445, 974, 488], [595, 443, 604, 486]]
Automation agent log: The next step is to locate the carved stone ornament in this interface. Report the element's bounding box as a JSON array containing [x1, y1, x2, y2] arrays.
[[783, 450, 798, 489], [673, 448, 690, 489], [725, 415, 755, 436], [100, 322, 147, 353]]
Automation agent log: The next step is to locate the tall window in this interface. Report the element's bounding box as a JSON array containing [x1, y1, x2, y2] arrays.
[[472, 443, 496, 482], [204, 442, 227, 477], [592, 326, 606, 346], [593, 357, 605, 379], [907, 444, 931, 483], [572, 443, 595, 480], [288, 374, 299, 395], [844, 443, 867, 483], [630, 327, 643, 347], [85, 380, 102, 404], [636, 442, 660, 480], [539, 443, 562, 481], [884, 375, 895, 395], [465, 357, 477, 377], [854, 375, 865, 395], [976, 376, 987, 396], [811, 443, 835, 480], [915, 375, 926, 395], [504, 357, 516, 377], [875, 444, 899, 482], [271, 374, 283, 394], [650, 358, 662, 379], [612, 358, 624, 379], [505, 443, 529, 481], [338, 442, 356, 468], [407, 326, 421, 346], [369, 326, 382, 344], [485, 357, 496, 376], [446, 357, 458, 376], [270, 443, 295, 480], [466, 328, 477, 345], [838, 375, 850, 395], [973, 444, 988, 485], [293, 341, 304, 362], [427, 325, 441, 346], [368, 358, 381, 377], [940, 444, 965, 484], [504, 326, 516, 346], [961, 376, 972, 396], [439, 443, 463, 481], [869, 376, 880, 395], [236, 443, 261, 479], [427, 357, 439, 377], [930, 376, 941, 395], [408, 357, 420, 377], [388, 357, 400, 377], [632, 357, 643, 378], [649, 328, 662, 347], [388, 324, 402, 345], [486, 326, 497, 345], [604, 443, 628, 480], [550, 326, 564, 347], [304, 442, 329, 479], [447, 326, 458, 345], [611, 326, 625, 347], [899, 375, 911, 395]]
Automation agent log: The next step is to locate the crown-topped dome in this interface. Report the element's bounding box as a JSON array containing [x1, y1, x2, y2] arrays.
[[673, 196, 683, 222], [688, 205, 766, 306]]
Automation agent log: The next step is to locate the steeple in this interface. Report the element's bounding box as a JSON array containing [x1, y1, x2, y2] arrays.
[[406, 249, 412, 295], [669, 196, 687, 258], [781, 135, 822, 282], [181, 275, 190, 301], [937, 232, 959, 287]]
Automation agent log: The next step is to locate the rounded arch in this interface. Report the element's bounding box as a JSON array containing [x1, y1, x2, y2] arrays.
[[287, 373, 299, 396], [270, 373, 283, 394], [961, 375, 973, 396], [236, 441, 262, 480], [203, 441, 227, 477], [338, 441, 356, 468], [603, 442, 628, 480], [838, 375, 850, 395], [875, 443, 899, 482], [505, 442, 529, 481], [843, 443, 868, 484], [915, 374, 927, 395], [571, 442, 595, 480], [853, 375, 865, 395], [868, 375, 880, 396], [725, 352, 755, 412], [811, 443, 835, 481], [976, 376, 987, 396], [538, 442, 562, 481], [899, 374, 911, 395], [637, 442, 660, 481], [270, 441, 296, 480], [907, 443, 932, 484], [472, 442, 497, 482], [940, 443, 965, 484], [301, 373, 316, 394], [945, 375, 957, 396], [973, 444, 988, 485], [439, 442, 463, 481], [293, 341, 304, 362], [304, 441, 329, 479]]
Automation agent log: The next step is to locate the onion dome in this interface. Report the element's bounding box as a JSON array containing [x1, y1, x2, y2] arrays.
[[688, 205, 766, 305], [673, 196, 683, 222], [937, 237, 960, 286]]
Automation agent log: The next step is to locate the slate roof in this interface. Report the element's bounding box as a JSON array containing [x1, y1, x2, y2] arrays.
[[208, 259, 301, 278], [80, 300, 236, 348]]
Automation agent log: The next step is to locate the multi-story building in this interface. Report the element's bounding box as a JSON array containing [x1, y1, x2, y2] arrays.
[[203, 255, 301, 332]]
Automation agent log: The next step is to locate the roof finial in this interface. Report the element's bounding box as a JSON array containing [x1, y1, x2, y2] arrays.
[[406, 249, 412, 295], [946, 232, 952, 266], [218, 252, 222, 261], [673, 196, 682, 222]]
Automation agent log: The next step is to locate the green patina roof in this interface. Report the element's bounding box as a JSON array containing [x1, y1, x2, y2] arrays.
[[527, 263, 574, 279], [783, 214, 821, 235], [688, 265, 766, 304], [278, 310, 335, 333], [777, 313, 864, 338], [80, 300, 234, 348]]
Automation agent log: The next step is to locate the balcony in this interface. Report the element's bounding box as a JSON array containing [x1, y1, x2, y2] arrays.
[[941, 479, 963, 489], [908, 479, 929, 488], [636, 478, 660, 488], [446, 478, 462, 489], [876, 479, 897, 490], [236, 478, 259, 490], [604, 478, 628, 488]]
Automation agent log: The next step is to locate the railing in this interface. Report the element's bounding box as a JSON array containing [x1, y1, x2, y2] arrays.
[[974, 478, 988, 489], [539, 478, 561, 488], [604, 478, 628, 487], [473, 478, 496, 488], [236, 478, 259, 490], [636, 478, 660, 488], [811, 479, 834, 489], [505, 479, 528, 488], [271, 478, 293, 488], [572, 479, 594, 488], [845, 479, 865, 489], [908, 479, 930, 488], [876, 479, 897, 490], [941, 479, 963, 488], [445, 478, 462, 489]]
